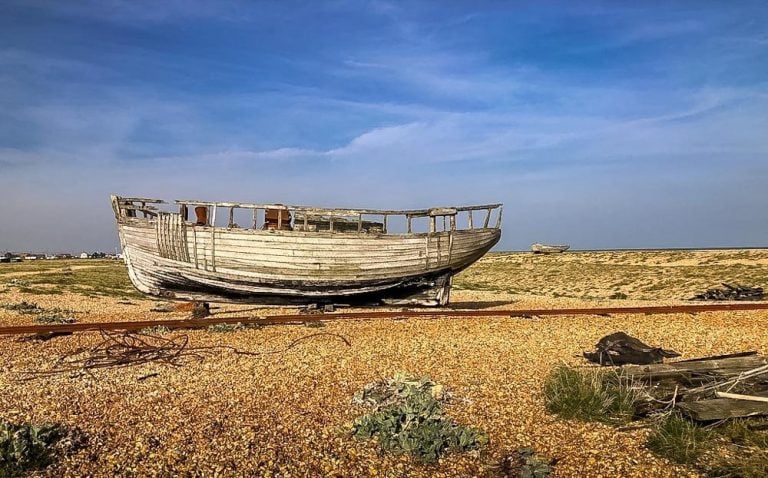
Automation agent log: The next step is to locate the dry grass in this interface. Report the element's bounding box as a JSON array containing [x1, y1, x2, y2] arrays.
[[0, 250, 767, 477], [455, 249, 768, 301]]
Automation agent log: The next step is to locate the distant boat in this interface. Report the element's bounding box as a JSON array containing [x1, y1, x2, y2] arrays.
[[111, 195, 502, 306], [531, 243, 570, 254]]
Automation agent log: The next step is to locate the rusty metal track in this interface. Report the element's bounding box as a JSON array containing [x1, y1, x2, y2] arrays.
[[1, 302, 767, 336]]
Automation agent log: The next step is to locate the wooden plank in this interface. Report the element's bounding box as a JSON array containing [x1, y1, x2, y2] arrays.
[[174, 200, 502, 217], [429, 207, 458, 216], [715, 392, 768, 403], [117, 197, 166, 204], [210, 205, 217, 271], [623, 356, 768, 380], [679, 399, 768, 421]]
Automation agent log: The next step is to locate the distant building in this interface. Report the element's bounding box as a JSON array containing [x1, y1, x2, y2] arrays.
[[1, 252, 22, 263], [79, 252, 89, 259]]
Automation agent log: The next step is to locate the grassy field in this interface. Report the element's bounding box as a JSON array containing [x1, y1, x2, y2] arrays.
[[455, 249, 768, 301], [1, 250, 767, 477]]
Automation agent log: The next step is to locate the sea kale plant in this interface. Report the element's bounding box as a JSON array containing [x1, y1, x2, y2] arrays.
[[351, 373, 488, 463], [0, 421, 64, 477]]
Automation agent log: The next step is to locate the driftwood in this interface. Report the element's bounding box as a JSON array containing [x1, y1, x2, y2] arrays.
[[690, 283, 764, 301], [622, 354, 767, 381], [715, 391, 768, 403], [678, 398, 768, 421], [619, 352, 768, 421], [583, 332, 680, 366]]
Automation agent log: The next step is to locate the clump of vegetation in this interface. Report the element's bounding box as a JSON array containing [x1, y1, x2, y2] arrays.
[[709, 449, 768, 478], [4, 279, 31, 288], [351, 373, 487, 463], [11, 263, 142, 298], [718, 418, 768, 449], [139, 326, 171, 335], [544, 366, 768, 474], [608, 291, 628, 300], [205, 318, 261, 332], [543, 366, 637, 424], [704, 418, 768, 477], [1, 303, 77, 324], [500, 448, 555, 478], [34, 313, 76, 325], [645, 413, 711, 464], [16, 287, 64, 296], [0, 421, 65, 476], [0, 301, 43, 314], [150, 303, 175, 313], [207, 322, 250, 333], [353, 373, 448, 408]]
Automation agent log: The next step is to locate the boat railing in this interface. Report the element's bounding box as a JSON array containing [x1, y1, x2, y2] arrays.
[[113, 197, 502, 234]]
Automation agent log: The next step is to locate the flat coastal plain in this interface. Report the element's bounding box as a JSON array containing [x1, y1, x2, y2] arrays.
[[1, 249, 767, 477]]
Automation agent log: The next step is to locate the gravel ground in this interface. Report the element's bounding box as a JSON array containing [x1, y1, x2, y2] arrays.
[[1, 253, 767, 477]]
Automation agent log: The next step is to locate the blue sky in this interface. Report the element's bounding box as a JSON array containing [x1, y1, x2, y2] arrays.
[[1, 1, 767, 252]]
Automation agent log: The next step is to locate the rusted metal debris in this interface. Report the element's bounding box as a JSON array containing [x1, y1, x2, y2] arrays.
[[19, 331, 198, 380], [1, 303, 768, 337], [18, 330, 351, 380], [690, 283, 764, 301]]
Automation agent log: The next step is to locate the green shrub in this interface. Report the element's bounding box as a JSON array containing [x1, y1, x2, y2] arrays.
[[34, 313, 76, 324], [543, 366, 637, 424], [646, 413, 710, 464], [500, 448, 555, 478], [0, 421, 63, 477], [0, 301, 42, 314], [352, 374, 487, 463]]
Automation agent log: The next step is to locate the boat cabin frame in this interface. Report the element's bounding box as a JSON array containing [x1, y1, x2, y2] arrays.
[[113, 197, 503, 235]]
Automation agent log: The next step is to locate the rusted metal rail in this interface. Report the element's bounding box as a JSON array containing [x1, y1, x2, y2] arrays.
[[1, 303, 767, 336]]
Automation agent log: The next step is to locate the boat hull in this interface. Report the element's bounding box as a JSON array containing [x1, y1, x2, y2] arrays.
[[116, 218, 500, 306], [531, 243, 570, 254]]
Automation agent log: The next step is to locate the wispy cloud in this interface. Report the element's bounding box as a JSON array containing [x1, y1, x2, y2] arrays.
[[10, 0, 255, 23], [1, 1, 767, 251]]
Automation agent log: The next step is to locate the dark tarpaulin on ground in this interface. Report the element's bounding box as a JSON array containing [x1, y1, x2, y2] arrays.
[[583, 331, 681, 366]]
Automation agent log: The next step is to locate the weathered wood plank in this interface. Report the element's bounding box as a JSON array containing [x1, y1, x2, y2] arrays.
[[679, 399, 768, 421], [623, 356, 768, 380]]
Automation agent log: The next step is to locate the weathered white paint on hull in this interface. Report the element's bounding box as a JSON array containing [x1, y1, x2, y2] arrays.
[[112, 196, 501, 305]]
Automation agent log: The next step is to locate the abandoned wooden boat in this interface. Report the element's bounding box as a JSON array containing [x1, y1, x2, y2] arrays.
[[111, 196, 502, 306], [531, 243, 570, 254]]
